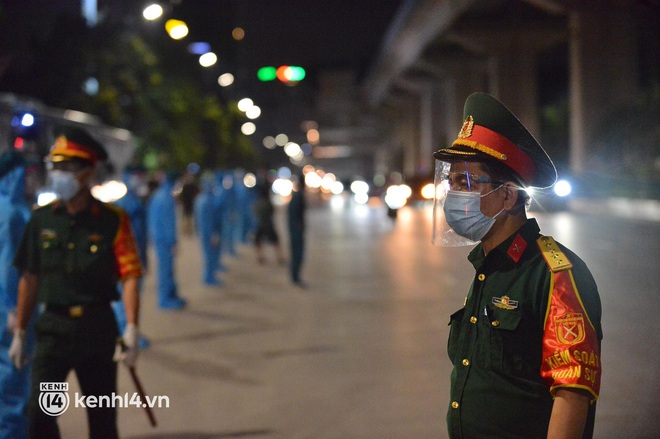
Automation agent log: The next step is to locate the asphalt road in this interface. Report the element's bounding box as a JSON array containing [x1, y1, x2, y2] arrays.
[[54, 195, 659, 438]]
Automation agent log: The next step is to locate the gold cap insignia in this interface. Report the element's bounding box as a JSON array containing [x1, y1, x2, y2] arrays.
[[52, 136, 68, 151], [458, 115, 474, 139]]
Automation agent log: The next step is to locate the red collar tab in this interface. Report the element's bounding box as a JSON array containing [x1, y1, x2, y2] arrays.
[[91, 201, 101, 216], [507, 233, 528, 263]]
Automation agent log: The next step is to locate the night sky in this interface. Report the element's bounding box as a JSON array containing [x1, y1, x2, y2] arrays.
[[173, 0, 403, 78], [0, 0, 403, 96], [0, 0, 403, 144]]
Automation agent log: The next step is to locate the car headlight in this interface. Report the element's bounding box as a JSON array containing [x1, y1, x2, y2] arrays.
[[553, 179, 572, 197]]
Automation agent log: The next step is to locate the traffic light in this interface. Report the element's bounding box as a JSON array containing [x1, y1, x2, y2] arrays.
[[257, 66, 277, 81], [257, 66, 305, 83]]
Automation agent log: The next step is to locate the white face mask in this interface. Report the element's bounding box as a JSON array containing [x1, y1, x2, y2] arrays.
[[443, 186, 505, 242], [50, 170, 81, 202]]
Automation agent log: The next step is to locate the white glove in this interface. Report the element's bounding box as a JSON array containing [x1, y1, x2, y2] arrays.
[[9, 329, 28, 369], [6, 310, 17, 332], [113, 323, 139, 367]]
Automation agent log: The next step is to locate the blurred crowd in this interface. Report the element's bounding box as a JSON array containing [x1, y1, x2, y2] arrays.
[[116, 165, 307, 307], [0, 147, 307, 438]]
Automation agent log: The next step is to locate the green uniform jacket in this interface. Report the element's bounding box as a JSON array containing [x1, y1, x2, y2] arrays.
[[447, 219, 602, 439], [14, 198, 142, 306]]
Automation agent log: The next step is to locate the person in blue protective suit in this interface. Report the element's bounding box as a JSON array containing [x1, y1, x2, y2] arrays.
[[194, 173, 223, 286], [217, 171, 238, 257], [212, 171, 230, 272], [0, 152, 35, 439], [236, 173, 258, 245], [112, 168, 150, 347], [147, 172, 186, 310], [244, 184, 258, 243], [232, 171, 250, 245], [224, 172, 239, 257]]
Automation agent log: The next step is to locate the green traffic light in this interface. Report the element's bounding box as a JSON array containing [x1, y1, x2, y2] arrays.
[[257, 66, 277, 81], [287, 66, 306, 81]]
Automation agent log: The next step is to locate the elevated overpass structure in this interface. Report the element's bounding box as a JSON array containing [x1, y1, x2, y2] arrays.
[[313, 0, 657, 194]]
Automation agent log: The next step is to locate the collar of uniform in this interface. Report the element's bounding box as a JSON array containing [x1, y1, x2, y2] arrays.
[[50, 191, 102, 216], [468, 218, 541, 269], [51, 199, 64, 212]]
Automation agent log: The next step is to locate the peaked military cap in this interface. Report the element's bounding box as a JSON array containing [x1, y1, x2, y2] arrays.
[[49, 125, 108, 165], [433, 92, 557, 188]]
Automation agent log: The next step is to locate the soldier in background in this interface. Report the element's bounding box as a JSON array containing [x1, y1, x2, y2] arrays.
[[10, 126, 143, 438], [253, 183, 285, 266], [178, 172, 199, 236], [287, 173, 306, 287]]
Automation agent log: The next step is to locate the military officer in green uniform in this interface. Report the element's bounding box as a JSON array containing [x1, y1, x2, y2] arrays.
[[9, 126, 143, 439], [432, 93, 602, 439]]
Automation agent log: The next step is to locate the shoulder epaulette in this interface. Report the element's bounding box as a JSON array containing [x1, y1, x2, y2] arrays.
[[537, 235, 573, 272]]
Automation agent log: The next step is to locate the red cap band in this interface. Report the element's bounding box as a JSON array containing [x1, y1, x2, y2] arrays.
[[50, 136, 98, 164], [452, 124, 537, 184]]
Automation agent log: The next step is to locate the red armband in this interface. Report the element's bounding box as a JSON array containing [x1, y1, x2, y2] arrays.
[[113, 211, 143, 279], [539, 238, 601, 401]]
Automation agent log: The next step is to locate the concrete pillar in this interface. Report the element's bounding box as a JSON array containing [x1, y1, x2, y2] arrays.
[[442, 77, 462, 147], [568, 2, 638, 174], [488, 37, 540, 138], [385, 95, 418, 180], [441, 66, 489, 148], [419, 86, 435, 175], [401, 97, 420, 178]]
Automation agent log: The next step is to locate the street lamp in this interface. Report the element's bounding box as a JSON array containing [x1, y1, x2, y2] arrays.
[[241, 122, 256, 135], [165, 19, 189, 40], [199, 52, 217, 67], [218, 73, 234, 87], [143, 4, 164, 20], [245, 105, 261, 119], [237, 98, 253, 112]]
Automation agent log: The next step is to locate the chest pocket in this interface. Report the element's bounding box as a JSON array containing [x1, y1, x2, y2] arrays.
[[39, 235, 63, 271], [76, 235, 112, 273], [481, 304, 524, 372], [447, 307, 466, 364]]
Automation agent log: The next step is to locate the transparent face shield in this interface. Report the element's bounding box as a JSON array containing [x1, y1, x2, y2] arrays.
[[431, 160, 506, 247]]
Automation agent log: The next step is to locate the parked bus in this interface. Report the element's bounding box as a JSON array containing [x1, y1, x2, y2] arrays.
[[0, 93, 137, 204]]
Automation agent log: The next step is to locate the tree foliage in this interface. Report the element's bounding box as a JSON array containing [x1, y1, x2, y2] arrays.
[[0, 3, 260, 172], [77, 20, 259, 172]]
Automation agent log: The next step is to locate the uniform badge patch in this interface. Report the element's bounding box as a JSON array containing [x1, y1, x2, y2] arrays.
[[40, 229, 57, 239], [554, 313, 586, 345], [492, 295, 518, 310]]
